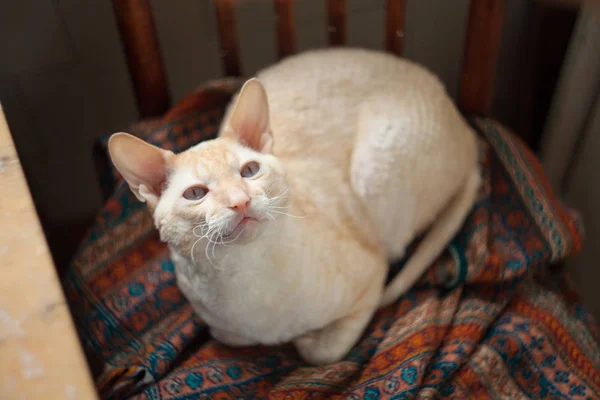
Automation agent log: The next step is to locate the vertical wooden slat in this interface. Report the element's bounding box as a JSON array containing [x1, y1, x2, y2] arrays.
[[385, 0, 406, 55], [274, 0, 296, 59], [459, 0, 505, 115], [112, 0, 170, 118], [327, 0, 346, 46], [214, 0, 242, 77]]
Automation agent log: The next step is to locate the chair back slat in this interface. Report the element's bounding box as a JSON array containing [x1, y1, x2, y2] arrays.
[[113, 0, 506, 118], [275, 0, 296, 59], [385, 0, 406, 55], [112, 0, 170, 118], [327, 0, 346, 46], [459, 0, 504, 115], [215, 0, 242, 77]]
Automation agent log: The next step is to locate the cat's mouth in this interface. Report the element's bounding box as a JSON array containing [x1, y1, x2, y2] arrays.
[[239, 216, 258, 226], [223, 216, 260, 239]]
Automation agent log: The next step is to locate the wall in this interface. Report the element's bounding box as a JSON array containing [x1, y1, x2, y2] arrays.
[[565, 97, 600, 319]]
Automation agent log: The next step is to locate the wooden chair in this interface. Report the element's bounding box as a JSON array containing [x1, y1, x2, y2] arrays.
[[112, 0, 504, 119]]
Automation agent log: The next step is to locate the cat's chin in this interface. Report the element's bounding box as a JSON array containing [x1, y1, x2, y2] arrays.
[[225, 217, 265, 244]]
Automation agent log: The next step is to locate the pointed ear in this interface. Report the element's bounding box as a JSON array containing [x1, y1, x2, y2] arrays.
[[108, 132, 173, 208], [223, 78, 273, 153]]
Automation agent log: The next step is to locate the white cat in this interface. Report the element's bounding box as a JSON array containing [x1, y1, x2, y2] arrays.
[[108, 48, 480, 365]]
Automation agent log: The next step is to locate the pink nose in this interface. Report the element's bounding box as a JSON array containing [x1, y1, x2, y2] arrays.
[[228, 190, 250, 213]]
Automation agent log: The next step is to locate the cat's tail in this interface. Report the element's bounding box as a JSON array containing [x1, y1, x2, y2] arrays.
[[379, 167, 481, 307]]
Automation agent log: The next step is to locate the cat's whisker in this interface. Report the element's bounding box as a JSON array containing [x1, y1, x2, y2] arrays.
[[219, 228, 240, 246], [268, 197, 288, 207], [265, 212, 276, 222], [270, 210, 306, 219], [204, 232, 219, 269], [190, 237, 203, 265], [191, 223, 215, 264], [222, 226, 247, 247], [192, 224, 209, 237], [265, 179, 290, 204], [211, 232, 221, 259], [266, 177, 287, 191], [268, 185, 290, 201]]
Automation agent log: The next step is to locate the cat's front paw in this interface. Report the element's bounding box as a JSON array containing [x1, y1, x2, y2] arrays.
[[294, 330, 347, 366], [294, 304, 378, 366]]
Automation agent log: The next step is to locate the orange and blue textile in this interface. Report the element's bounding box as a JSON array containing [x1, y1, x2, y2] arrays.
[[64, 84, 600, 399]]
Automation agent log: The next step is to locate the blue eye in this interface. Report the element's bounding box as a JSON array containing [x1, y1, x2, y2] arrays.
[[241, 161, 260, 178], [183, 185, 208, 201]]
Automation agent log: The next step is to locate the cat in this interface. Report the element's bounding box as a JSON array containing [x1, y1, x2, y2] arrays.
[[108, 48, 480, 365]]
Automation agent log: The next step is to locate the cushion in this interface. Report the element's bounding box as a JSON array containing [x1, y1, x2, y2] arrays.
[[64, 81, 600, 399]]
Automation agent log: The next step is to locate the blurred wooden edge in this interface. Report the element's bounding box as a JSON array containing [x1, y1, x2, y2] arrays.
[[0, 105, 99, 399]]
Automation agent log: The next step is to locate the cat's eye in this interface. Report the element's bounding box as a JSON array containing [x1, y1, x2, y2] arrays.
[[182, 185, 208, 201], [241, 161, 260, 178]]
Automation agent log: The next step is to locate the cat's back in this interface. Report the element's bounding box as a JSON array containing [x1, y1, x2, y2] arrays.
[[258, 48, 443, 101], [257, 48, 448, 160]]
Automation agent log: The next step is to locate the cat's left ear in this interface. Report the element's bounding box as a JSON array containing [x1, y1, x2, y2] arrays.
[[223, 78, 273, 153]]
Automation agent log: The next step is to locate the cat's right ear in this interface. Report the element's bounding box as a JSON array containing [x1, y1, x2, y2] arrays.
[[108, 133, 173, 208]]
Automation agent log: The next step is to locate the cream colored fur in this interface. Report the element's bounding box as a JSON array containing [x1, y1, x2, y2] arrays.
[[108, 48, 480, 365]]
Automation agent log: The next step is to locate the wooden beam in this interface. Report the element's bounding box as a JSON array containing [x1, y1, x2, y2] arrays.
[[214, 0, 242, 77], [112, 0, 170, 118], [327, 0, 346, 46], [385, 0, 406, 55], [275, 0, 296, 59], [459, 0, 505, 115]]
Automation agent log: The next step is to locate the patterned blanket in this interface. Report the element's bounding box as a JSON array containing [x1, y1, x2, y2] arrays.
[[64, 81, 600, 399]]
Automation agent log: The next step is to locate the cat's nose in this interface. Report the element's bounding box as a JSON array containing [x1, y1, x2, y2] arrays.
[[228, 190, 250, 213]]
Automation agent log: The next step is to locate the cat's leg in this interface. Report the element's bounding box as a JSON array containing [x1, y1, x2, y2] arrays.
[[210, 327, 258, 347], [349, 97, 420, 260], [187, 299, 258, 347], [294, 281, 381, 365]]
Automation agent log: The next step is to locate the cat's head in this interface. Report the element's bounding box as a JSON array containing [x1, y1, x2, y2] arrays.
[[108, 79, 288, 255]]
